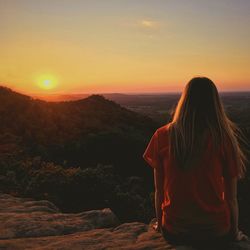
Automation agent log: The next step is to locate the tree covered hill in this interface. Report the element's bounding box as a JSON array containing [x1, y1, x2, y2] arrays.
[[0, 86, 157, 175]]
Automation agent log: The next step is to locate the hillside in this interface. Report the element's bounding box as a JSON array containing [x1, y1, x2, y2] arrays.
[[0, 86, 157, 171]]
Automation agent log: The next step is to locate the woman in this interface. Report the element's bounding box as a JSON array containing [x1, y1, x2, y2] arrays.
[[143, 77, 248, 246]]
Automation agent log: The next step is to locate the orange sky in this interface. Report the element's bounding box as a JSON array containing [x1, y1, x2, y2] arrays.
[[0, 0, 250, 94]]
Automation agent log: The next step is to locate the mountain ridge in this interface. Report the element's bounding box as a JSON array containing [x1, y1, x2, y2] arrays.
[[0, 85, 157, 162]]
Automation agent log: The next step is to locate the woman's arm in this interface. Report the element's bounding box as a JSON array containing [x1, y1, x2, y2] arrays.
[[153, 165, 164, 230], [224, 176, 239, 237]]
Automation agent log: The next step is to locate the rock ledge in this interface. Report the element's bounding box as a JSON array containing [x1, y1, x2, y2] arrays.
[[0, 193, 249, 250]]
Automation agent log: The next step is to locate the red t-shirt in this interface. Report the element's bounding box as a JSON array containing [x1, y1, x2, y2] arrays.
[[143, 123, 239, 237]]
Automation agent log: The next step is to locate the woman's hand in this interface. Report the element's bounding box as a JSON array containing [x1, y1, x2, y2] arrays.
[[233, 230, 249, 241], [152, 221, 162, 233]]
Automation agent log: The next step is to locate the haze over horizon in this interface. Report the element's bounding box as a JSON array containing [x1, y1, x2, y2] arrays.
[[1, 0, 250, 94]]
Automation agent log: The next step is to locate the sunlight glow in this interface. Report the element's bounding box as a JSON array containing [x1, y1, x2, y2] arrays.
[[1, 1, 250, 93], [37, 75, 58, 90]]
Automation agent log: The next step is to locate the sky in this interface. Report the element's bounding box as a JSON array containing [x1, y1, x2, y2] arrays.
[[0, 0, 250, 94]]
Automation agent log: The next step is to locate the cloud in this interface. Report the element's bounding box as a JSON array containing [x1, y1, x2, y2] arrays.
[[138, 19, 159, 29], [121, 18, 162, 34]]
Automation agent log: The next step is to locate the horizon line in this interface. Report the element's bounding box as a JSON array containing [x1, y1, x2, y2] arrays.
[[1, 84, 250, 97]]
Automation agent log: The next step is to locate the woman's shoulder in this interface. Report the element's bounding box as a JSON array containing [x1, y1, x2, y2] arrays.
[[156, 122, 173, 135], [154, 123, 173, 152], [155, 122, 173, 146]]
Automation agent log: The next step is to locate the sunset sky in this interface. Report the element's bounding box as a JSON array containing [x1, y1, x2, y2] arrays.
[[0, 0, 250, 94]]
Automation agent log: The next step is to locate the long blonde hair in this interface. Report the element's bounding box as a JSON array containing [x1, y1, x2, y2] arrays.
[[169, 77, 247, 178]]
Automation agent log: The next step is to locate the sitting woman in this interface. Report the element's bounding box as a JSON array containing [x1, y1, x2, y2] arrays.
[[143, 77, 248, 247]]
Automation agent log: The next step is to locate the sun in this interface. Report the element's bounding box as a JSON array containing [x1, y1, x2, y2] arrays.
[[41, 79, 53, 89], [37, 75, 58, 90]]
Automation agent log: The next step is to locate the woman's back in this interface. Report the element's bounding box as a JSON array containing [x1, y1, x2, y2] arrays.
[[144, 123, 239, 238]]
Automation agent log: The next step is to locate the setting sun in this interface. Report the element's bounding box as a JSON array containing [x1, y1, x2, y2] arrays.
[[37, 75, 57, 91]]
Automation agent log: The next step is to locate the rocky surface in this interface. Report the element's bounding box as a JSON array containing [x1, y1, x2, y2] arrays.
[[0, 193, 249, 250]]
